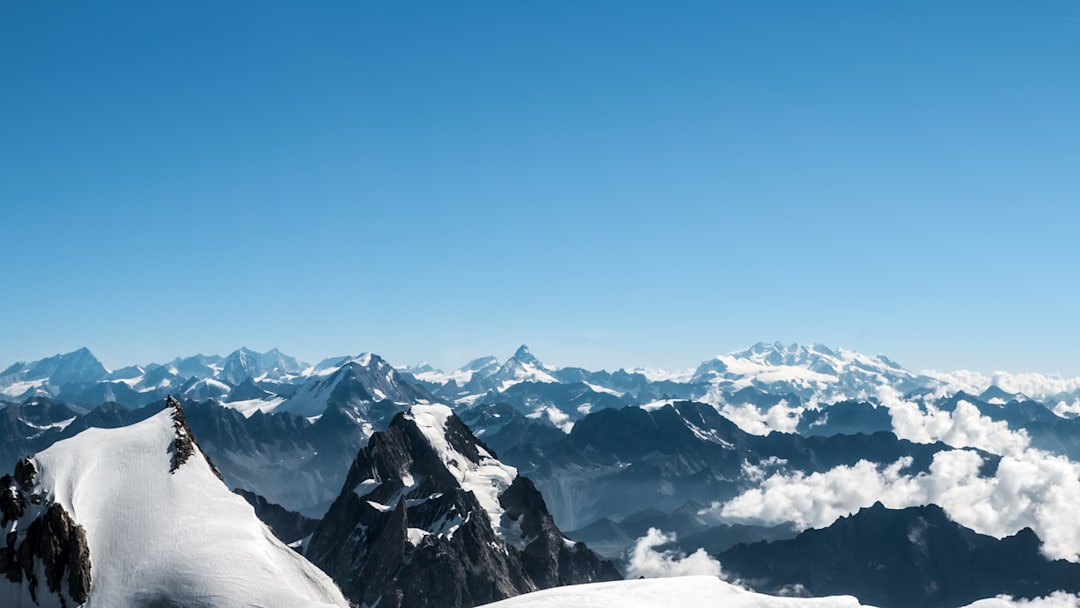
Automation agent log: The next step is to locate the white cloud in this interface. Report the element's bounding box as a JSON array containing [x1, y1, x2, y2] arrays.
[[926, 369, 1080, 402], [717, 457, 922, 530], [1053, 400, 1080, 418], [542, 406, 574, 433], [877, 387, 1030, 457], [626, 528, 725, 579], [711, 447, 1080, 561], [714, 400, 804, 436]]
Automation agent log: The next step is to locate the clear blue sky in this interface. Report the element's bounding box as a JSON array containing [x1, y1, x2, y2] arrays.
[[2, 1, 1078, 374]]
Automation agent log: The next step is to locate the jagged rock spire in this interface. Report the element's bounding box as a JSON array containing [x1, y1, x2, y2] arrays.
[[166, 395, 223, 480]]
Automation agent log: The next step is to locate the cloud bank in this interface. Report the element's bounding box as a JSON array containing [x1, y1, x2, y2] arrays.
[[927, 369, 1080, 402], [626, 528, 724, 579], [714, 445, 1080, 561], [877, 388, 1030, 456]]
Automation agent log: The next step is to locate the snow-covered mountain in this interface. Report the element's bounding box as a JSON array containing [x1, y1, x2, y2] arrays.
[[273, 353, 439, 420], [7, 342, 1080, 420], [0, 347, 109, 400], [691, 342, 932, 403], [216, 347, 306, 384], [408, 355, 501, 388], [405, 346, 563, 406], [305, 403, 619, 608], [487, 345, 561, 389], [0, 397, 348, 607]]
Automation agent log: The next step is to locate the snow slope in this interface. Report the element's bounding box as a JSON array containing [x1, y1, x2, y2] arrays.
[[479, 576, 872, 607], [480, 577, 1076, 608], [9, 406, 348, 608], [404, 404, 518, 540]]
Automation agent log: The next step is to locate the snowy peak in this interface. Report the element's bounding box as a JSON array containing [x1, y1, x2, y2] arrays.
[[403, 362, 437, 375], [178, 377, 232, 401], [0, 347, 109, 394], [224, 377, 274, 403], [490, 345, 559, 388], [0, 400, 348, 607], [691, 342, 926, 400], [403, 356, 501, 393], [461, 355, 500, 375], [305, 404, 619, 607], [403, 405, 518, 535], [164, 353, 223, 380], [274, 352, 438, 419], [511, 344, 542, 367], [216, 347, 306, 384]]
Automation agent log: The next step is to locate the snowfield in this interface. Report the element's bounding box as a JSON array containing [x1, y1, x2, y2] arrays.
[[479, 577, 1080, 608], [479, 576, 872, 607]]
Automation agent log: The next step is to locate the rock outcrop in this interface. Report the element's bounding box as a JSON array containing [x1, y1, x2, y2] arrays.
[[1, 458, 91, 607]]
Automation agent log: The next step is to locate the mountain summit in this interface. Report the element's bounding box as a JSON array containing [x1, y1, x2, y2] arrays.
[[305, 404, 619, 608], [0, 397, 348, 607]]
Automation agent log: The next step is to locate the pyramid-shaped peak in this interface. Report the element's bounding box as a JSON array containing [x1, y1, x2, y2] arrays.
[[511, 344, 542, 365]]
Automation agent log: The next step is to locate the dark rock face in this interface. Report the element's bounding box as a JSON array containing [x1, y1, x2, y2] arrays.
[[234, 489, 319, 544], [306, 407, 619, 608], [718, 502, 1080, 608], [1, 459, 91, 606], [169, 396, 197, 473], [797, 400, 894, 436], [499, 476, 619, 589]]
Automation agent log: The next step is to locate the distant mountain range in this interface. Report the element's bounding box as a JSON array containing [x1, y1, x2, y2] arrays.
[[5, 342, 1080, 421]]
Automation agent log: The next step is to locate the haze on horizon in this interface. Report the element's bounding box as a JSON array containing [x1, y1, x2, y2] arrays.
[[2, 2, 1077, 376]]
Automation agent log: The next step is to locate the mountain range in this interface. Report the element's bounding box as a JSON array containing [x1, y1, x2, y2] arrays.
[[4, 342, 1080, 607], [7, 343, 1080, 418]]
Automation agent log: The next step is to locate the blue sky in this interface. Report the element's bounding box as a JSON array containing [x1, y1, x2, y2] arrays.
[[2, 1, 1078, 374]]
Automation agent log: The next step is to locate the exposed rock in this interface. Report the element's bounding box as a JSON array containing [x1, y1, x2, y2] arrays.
[[1, 473, 28, 526], [168, 395, 196, 473], [1, 470, 91, 606], [306, 406, 619, 608], [166, 396, 223, 481], [14, 459, 36, 490]]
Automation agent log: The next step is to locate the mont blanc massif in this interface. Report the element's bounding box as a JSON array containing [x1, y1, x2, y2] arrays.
[[4, 342, 1080, 608]]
